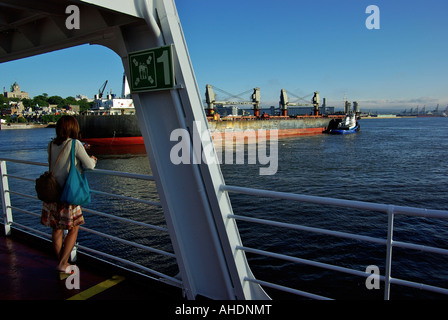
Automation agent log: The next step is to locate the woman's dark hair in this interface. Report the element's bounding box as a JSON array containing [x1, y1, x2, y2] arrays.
[[53, 115, 80, 145]]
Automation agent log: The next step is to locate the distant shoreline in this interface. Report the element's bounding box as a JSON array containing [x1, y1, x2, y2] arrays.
[[361, 115, 447, 119], [360, 116, 416, 119], [0, 123, 51, 130]]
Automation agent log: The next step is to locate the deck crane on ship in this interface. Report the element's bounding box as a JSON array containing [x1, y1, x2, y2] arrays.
[[279, 89, 320, 117], [95, 80, 108, 99], [205, 84, 261, 118]]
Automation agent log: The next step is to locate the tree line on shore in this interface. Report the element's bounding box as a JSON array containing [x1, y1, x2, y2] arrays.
[[0, 93, 94, 124]]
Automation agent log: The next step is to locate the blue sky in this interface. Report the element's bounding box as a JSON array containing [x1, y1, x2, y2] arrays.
[[1, 0, 447, 112]]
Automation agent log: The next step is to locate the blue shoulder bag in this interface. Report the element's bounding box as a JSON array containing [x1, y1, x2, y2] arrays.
[[60, 139, 91, 206]]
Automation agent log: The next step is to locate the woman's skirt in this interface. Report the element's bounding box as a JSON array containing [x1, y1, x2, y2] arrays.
[[41, 202, 85, 230]]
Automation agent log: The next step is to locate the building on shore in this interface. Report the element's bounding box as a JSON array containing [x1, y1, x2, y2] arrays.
[[3, 82, 30, 100]]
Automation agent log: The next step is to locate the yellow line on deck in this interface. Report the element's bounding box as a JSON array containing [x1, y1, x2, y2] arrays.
[[67, 275, 125, 300]]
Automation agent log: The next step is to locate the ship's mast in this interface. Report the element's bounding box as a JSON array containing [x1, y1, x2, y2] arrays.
[[121, 72, 131, 99]]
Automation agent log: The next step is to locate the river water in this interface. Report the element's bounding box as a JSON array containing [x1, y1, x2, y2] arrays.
[[1, 117, 447, 299]]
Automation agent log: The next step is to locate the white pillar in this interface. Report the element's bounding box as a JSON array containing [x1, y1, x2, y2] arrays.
[[0, 161, 13, 236], [87, 0, 269, 300]]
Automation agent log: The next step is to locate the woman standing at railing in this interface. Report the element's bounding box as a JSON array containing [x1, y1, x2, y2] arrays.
[[40, 115, 97, 275]]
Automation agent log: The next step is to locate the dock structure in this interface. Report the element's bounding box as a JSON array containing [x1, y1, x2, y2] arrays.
[[0, 0, 268, 300]]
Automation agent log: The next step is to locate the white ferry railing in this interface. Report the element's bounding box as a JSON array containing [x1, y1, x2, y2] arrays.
[[0, 158, 182, 288], [3, 157, 448, 299], [221, 185, 448, 300]]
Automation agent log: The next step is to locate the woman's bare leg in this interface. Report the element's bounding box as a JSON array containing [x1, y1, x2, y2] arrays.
[[52, 229, 63, 260], [56, 226, 79, 272]]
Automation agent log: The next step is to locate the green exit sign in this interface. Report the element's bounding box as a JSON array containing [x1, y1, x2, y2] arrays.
[[128, 45, 175, 93]]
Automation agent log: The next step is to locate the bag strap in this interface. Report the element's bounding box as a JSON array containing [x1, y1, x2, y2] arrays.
[[66, 139, 79, 173], [69, 139, 76, 169], [50, 139, 71, 172]]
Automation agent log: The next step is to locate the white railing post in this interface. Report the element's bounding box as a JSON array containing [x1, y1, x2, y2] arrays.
[[384, 205, 395, 300], [0, 160, 13, 235]]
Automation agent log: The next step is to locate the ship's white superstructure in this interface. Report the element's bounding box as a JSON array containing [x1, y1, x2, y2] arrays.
[[91, 74, 135, 115]]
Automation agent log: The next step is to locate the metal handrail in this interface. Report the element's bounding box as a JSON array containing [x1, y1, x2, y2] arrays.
[[221, 185, 448, 218], [221, 184, 448, 299], [0, 158, 179, 287], [3, 157, 448, 299]]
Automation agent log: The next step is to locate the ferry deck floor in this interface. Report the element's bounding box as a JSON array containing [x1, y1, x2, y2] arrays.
[[0, 226, 183, 301]]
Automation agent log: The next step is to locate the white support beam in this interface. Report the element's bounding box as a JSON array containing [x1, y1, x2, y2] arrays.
[[93, 0, 268, 299], [0, 0, 269, 300]]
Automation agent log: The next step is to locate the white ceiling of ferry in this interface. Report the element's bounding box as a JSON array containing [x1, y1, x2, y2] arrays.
[[0, 0, 143, 63]]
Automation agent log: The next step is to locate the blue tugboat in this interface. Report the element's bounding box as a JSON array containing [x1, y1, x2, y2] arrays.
[[325, 99, 360, 134], [326, 114, 360, 134]]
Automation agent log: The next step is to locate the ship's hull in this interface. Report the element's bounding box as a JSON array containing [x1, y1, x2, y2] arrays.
[[76, 115, 341, 146]]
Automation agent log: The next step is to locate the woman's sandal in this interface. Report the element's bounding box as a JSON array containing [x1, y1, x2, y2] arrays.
[[57, 265, 76, 280]]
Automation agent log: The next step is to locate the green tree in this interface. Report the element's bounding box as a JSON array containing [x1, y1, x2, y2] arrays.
[[63, 96, 77, 106], [77, 98, 93, 112], [21, 98, 33, 109], [47, 95, 64, 106], [0, 94, 6, 110], [32, 94, 49, 108], [41, 114, 62, 123]]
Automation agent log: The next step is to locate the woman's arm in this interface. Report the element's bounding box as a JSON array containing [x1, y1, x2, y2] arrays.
[[75, 140, 97, 170]]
